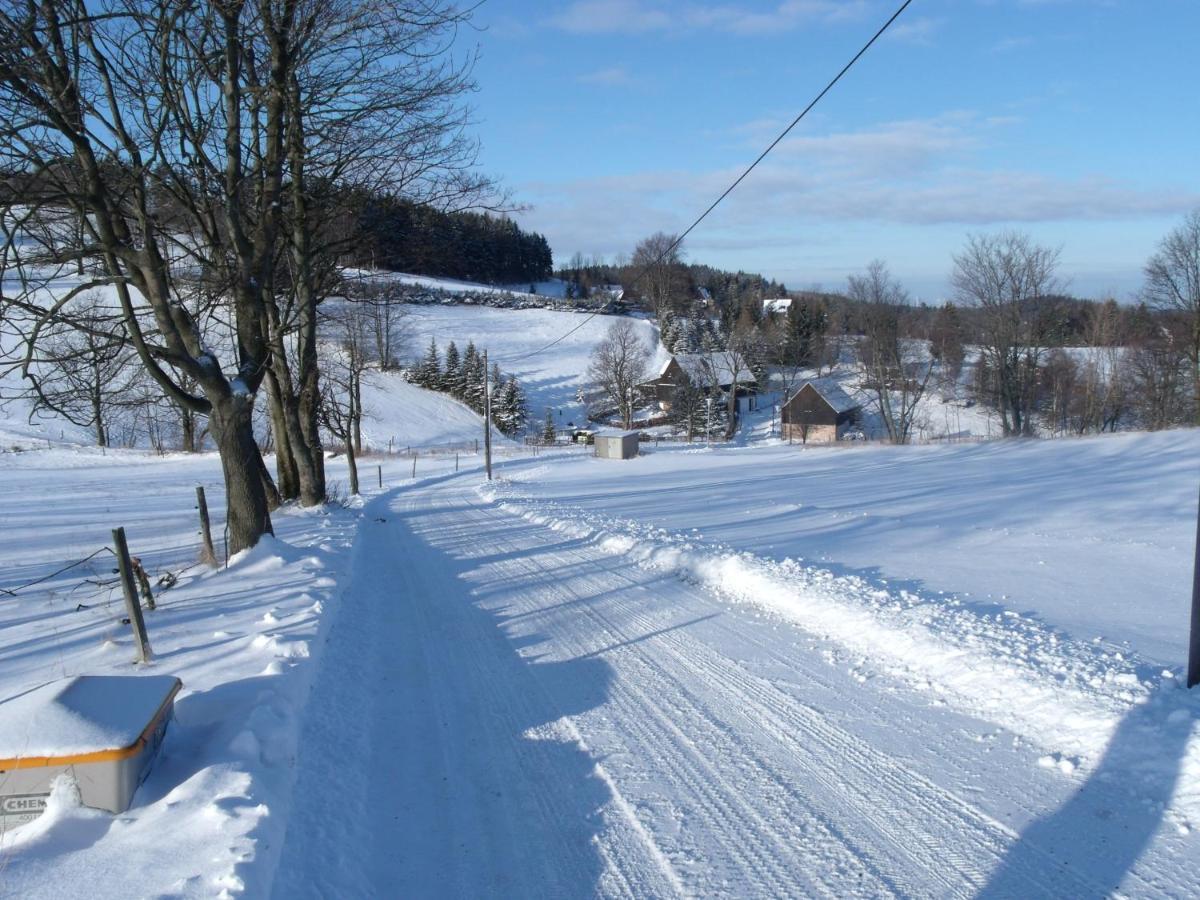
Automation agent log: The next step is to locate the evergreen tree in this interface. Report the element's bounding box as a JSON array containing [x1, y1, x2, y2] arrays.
[[669, 381, 705, 441], [700, 319, 725, 352], [443, 340, 462, 396], [415, 337, 440, 388], [660, 313, 679, 352], [929, 302, 966, 379], [784, 299, 828, 367], [462, 342, 485, 413], [703, 387, 728, 438], [543, 407, 557, 443], [496, 376, 528, 436]]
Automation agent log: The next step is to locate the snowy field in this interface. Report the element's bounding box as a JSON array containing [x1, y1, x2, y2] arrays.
[[1, 424, 1198, 897], [2, 284, 1199, 896], [398, 304, 661, 427], [358, 374, 512, 452]]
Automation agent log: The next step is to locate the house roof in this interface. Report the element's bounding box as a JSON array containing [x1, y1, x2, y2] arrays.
[[800, 378, 860, 414], [670, 352, 756, 388]]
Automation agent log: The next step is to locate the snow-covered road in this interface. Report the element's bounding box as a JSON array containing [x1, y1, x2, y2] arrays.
[[270, 468, 1196, 898]]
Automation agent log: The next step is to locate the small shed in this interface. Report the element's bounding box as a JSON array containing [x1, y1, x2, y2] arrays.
[[781, 380, 861, 443], [0, 675, 181, 830], [594, 430, 639, 460]]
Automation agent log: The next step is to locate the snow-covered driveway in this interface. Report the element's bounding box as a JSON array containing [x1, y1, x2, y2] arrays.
[[271, 467, 1196, 898]]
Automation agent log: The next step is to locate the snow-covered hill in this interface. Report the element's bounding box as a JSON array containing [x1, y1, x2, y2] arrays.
[[358, 373, 502, 452], [398, 303, 661, 428]]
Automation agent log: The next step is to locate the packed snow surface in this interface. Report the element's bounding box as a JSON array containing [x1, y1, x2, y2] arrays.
[[1, 425, 1198, 897]]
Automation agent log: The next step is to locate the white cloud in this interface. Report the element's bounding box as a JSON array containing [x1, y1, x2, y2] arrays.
[[547, 0, 673, 34], [546, 0, 871, 36], [993, 35, 1035, 52], [511, 113, 1200, 265], [884, 16, 944, 45], [577, 65, 637, 86]]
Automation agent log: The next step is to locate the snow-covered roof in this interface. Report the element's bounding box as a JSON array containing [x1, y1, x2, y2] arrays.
[[763, 297, 792, 314], [800, 378, 860, 414], [594, 429, 640, 439], [672, 352, 756, 388], [650, 344, 676, 378]]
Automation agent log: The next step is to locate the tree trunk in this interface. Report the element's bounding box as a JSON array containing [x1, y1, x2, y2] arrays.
[[257, 448, 283, 511], [264, 370, 301, 501], [209, 395, 274, 555], [351, 371, 363, 455], [180, 407, 197, 453], [346, 436, 360, 495]]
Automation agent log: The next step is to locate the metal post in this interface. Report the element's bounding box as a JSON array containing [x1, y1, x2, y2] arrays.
[[378, 465, 382, 489], [483, 349, 493, 481], [1189, 481, 1200, 688], [112, 527, 152, 664], [455, 452, 459, 472], [196, 485, 216, 567], [412, 455, 417, 479]]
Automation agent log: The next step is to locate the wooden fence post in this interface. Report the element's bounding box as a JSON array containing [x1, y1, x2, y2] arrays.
[[455, 452, 459, 472], [412, 455, 417, 478], [378, 465, 383, 489], [132, 557, 155, 610], [196, 485, 217, 567], [112, 527, 152, 664]]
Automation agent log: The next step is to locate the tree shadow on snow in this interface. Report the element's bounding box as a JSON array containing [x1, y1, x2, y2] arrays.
[[977, 700, 1194, 899], [268, 491, 626, 900]]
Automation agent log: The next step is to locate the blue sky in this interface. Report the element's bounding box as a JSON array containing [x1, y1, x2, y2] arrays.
[[466, 0, 1199, 300]]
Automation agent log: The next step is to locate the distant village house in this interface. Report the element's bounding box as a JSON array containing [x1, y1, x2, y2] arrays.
[[645, 352, 756, 411], [780, 380, 861, 443]]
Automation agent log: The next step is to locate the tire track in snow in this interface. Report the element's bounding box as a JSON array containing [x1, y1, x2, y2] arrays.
[[433, 475, 1119, 898], [393, 488, 687, 899], [405, 484, 857, 897]]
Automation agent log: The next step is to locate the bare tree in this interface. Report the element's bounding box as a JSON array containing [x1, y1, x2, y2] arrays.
[[319, 306, 371, 496], [0, 0, 487, 551], [848, 261, 933, 444], [631, 232, 688, 319], [1143, 209, 1200, 424], [952, 232, 1063, 436], [12, 296, 136, 446], [588, 319, 650, 429], [349, 283, 413, 370]]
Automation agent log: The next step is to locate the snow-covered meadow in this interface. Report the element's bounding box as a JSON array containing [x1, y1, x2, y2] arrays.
[[2, 287, 1199, 897]]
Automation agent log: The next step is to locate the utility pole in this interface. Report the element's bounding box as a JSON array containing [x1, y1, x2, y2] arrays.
[[1189, 480, 1200, 688], [483, 349, 493, 481]]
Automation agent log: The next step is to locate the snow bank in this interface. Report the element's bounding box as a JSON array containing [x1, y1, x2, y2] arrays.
[[482, 456, 1200, 828], [0, 449, 361, 898]]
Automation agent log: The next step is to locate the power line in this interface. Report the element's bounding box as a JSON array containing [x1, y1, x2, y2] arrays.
[[513, 0, 914, 361]]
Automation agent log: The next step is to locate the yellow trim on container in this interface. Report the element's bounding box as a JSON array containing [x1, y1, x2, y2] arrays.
[[0, 679, 181, 771]]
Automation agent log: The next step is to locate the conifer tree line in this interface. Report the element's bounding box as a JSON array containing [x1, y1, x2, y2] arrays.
[[349, 196, 553, 285], [410, 339, 529, 437]]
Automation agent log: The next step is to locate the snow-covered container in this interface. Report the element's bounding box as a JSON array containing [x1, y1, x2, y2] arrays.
[[595, 430, 639, 460], [0, 675, 181, 830]]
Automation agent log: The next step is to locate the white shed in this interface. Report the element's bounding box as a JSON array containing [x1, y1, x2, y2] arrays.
[[594, 430, 639, 460]]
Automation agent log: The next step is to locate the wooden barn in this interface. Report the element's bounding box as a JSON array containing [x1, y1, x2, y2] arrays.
[[780, 380, 861, 443]]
